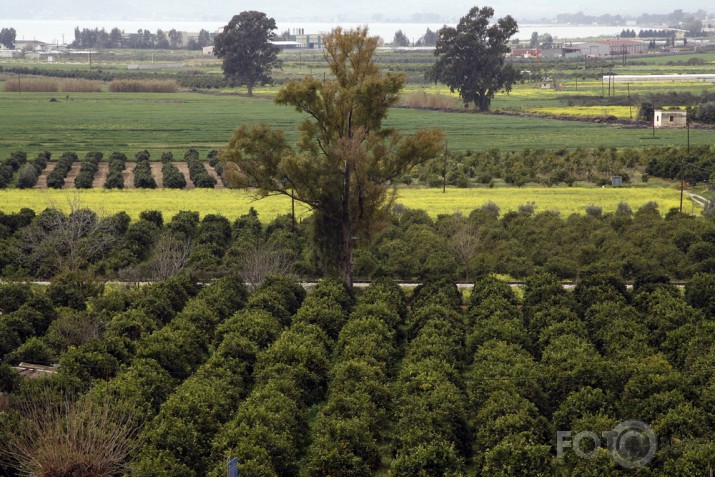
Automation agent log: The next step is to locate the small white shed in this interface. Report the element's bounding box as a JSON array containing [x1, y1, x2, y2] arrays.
[[654, 110, 687, 128]]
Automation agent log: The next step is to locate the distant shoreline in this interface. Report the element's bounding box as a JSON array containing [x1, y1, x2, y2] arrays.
[[4, 19, 639, 45]]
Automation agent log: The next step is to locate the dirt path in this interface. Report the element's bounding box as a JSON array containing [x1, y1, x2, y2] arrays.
[[92, 162, 109, 188], [34, 163, 56, 189], [206, 164, 224, 189], [122, 162, 136, 189], [64, 163, 83, 188], [150, 162, 164, 188], [174, 162, 194, 189]]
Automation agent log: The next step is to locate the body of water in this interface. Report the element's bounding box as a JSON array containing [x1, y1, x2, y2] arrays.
[[6, 19, 630, 45]]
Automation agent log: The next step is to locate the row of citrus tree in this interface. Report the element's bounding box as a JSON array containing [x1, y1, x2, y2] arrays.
[[2, 272, 714, 474], [0, 149, 224, 190]]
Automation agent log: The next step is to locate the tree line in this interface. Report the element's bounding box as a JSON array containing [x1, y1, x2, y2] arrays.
[[1, 197, 714, 284], [69, 26, 212, 50]]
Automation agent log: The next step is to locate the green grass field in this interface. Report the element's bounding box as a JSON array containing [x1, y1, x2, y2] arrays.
[[0, 88, 712, 160], [0, 185, 693, 221]]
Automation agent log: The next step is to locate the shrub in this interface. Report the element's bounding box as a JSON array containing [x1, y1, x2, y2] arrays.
[[46, 270, 104, 310], [184, 149, 216, 188], [104, 152, 126, 189], [45, 152, 78, 189], [0, 282, 32, 314], [108, 79, 179, 93], [74, 151, 102, 189], [161, 161, 186, 189], [693, 101, 715, 124], [139, 210, 163, 228], [133, 153, 157, 189], [0, 164, 13, 188], [3, 77, 59, 92], [585, 204, 603, 217], [61, 78, 102, 92], [16, 163, 39, 189]]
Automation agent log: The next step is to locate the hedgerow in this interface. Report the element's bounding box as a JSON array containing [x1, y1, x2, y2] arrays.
[[133, 150, 157, 189], [74, 152, 103, 189], [46, 152, 78, 189], [104, 152, 126, 189], [184, 149, 216, 188]]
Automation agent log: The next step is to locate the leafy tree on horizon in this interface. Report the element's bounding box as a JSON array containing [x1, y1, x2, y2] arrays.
[[392, 29, 410, 47], [221, 27, 444, 286], [0, 27, 16, 49], [417, 28, 437, 47], [428, 6, 519, 112], [213, 11, 281, 96]]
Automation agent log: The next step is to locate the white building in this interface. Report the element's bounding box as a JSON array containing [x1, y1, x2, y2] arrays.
[[654, 110, 687, 128]]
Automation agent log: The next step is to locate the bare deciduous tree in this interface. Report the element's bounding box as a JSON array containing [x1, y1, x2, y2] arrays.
[[447, 217, 481, 282], [17, 196, 117, 276], [1, 392, 142, 477], [235, 239, 295, 290], [146, 233, 193, 281]]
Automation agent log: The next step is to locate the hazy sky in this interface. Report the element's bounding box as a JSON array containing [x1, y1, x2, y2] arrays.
[[1, 0, 710, 23]]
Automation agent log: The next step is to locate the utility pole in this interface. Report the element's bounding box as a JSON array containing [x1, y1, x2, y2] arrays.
[[681, 115, 690, 213], [680, 158, 684, 213], [442, 140, 448, 193]]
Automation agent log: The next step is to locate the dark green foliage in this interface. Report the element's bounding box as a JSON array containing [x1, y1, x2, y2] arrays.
[[45, 152, 78, 188], [16, 163, 39, 189], [213, 11, 282, 95], [0, 163, 13, 188], [161, 161, 186, 189], [184, 149, 216, 188], [139, 210, 163, 228], [5, 151, 27, 171], [197, 214, 232, 254], [0, 363, 20, 392], [469, 275, 517, 309], [195, 274, 248, 320], [74, 151, 102, 189], [310, 278, 354, 313], [46, 270, 104, 310], [254, 276, 306, 315], [293, 296, 347, 340], [133, 153, 157, 189], [411, 278, 462, 311], [573, 273, 629, 314], [0, 281, 32, 314], [685, 272, 715, 317], [166, 210, 200, 239], [121, 219, 160, 262], [357, 278, 407, 319], [429, 6, 518, 111], [104, 152, 126, 189]]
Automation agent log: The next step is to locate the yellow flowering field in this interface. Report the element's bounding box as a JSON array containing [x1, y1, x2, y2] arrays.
[[0, 185, 694, 222]]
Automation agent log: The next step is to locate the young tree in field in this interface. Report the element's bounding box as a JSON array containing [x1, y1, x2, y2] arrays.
[[213, 11, 281, 96], [428, 6, 519, 111], [221, 27, 444, 286]]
